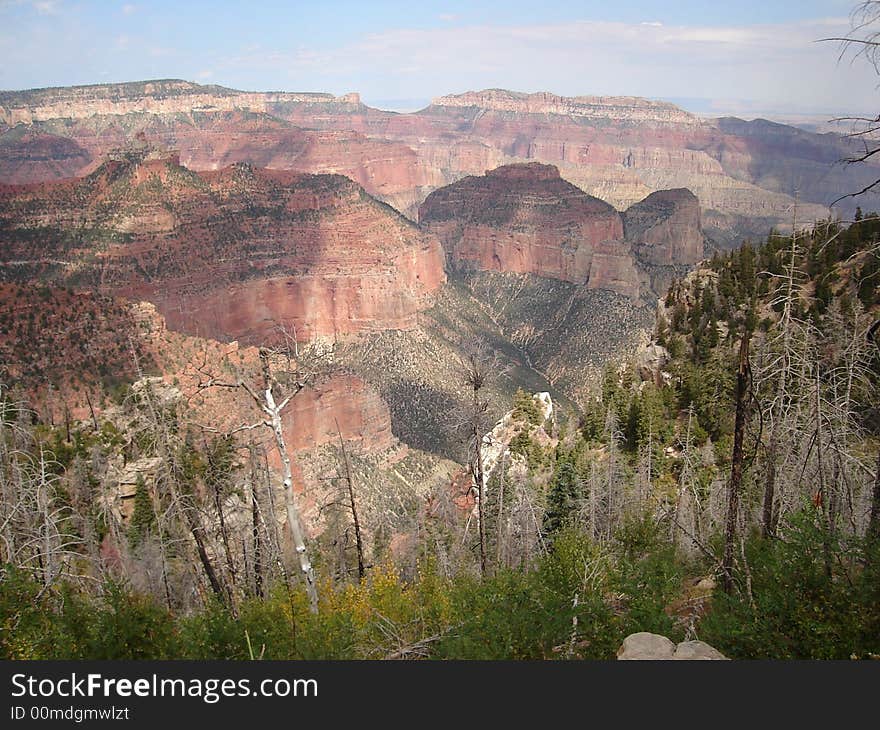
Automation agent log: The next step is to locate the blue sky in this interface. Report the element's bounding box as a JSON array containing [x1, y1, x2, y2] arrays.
[[0, 1, 874, 118]]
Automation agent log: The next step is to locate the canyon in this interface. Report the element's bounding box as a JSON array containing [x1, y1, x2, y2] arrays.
[[1, 80, 872, 242], [0, 78, 869, 531], [419, 162, 703, 299], [0, 150, 672, 471], [0, 148, 445, 343]]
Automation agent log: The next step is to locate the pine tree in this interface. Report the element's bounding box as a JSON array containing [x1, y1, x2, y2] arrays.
[[127, 473, 155, 548], [543, 460, 582, 537]]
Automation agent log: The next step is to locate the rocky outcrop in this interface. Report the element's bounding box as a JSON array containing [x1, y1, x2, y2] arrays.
[[624, 188, 704, 266], [481, 391, 555, 484], [0, 153, 446, 343], [634, 342, 672, 387], [617, 632, 728, 660], [419, 163, 703, 300], [420, 163, 639, 295]]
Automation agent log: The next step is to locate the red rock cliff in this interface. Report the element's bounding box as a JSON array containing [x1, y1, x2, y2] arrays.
[[0, 154, 446, 344], [419, 162, 626, 287], [623, 188, 704, 266]]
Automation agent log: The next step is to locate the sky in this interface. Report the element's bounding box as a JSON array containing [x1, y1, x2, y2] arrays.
[[0, 1, 877, 119]]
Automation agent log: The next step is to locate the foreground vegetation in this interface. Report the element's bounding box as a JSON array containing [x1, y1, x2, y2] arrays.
[[2, 518, 878, 660], [1, 215, 878, 659]]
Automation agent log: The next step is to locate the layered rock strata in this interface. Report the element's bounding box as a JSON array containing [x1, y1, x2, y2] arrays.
[[0, 152, 446, 343], [420, 163, 703, 299]]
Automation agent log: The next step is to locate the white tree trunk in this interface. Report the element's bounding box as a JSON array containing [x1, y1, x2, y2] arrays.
[[265, 386, 318, 613]]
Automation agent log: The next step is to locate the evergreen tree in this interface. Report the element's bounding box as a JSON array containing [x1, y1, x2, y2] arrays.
[[127, 473, 155, 548], [543, 460, 582, 537]]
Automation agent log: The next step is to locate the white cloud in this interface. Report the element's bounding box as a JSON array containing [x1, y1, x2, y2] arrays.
[[32, 0, 59, 15], [122, 3, 136, 15], [0, 9, 875, 116], [241, 17, 875, 114]]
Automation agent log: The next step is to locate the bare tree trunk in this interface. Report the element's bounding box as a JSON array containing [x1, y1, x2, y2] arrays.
[[762, 222, 800, 538], [589, 462, 598, 541], [471, 386, 487, 576], [335, 419, 365, 583], [186, 504, 226, 601], [260, 351, 318, 613], [270, 390, 317, 612], [204, 435, 237, 609], [814, 363, 834, 581], [762, 439, 778, 538], [722, 329, 751, 594], [867, 321, 880, 554], [495, 451, 507, 568], [84, 390, 98, 432], [249, 441, 264, 598]]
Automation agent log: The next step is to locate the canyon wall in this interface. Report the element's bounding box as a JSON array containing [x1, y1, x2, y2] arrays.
[[420, 163, 702, 299], [623, 188, 704, 266], [266, 87, 840, 232], [0, 109, 438, 217], [0, 153, 446, 343], [1, 80, 863, 240], [0, 79, 360, 125]]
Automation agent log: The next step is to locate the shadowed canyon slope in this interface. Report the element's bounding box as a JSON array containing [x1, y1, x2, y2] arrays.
[[0, 149, 445, 343], [1, 81, 873, 242], [0, 285, 464, 537], [0, 152, 659, 463]]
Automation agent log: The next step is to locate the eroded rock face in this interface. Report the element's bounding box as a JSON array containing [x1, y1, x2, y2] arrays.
[[0, 110, 439, 219], [4, 80, 858, 238], [420, 162, 639, 295], [624, 188, 704, 266], [419, 163, 704, 299], [0, 153, 445, 343], [587, 241, 642, 299], [283, 374, 396, 454]]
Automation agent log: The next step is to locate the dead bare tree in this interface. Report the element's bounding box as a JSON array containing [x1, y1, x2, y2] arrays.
[[757, 217, 805, 537], [191, 344, 321, 613], [722, 328, 753, 594], [456, 339, 497, 576], [0, 385, 89, 590], [335, 419, 365, 583], [128, 374, 230, 609], [820, 3, 880, 204]]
